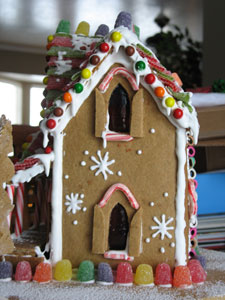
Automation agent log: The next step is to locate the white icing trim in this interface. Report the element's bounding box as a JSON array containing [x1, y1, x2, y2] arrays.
[[175, 128, 187, 266], [50, 132, 63, 265]]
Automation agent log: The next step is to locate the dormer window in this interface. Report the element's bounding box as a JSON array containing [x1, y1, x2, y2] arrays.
[[108, 84, 130, 133]]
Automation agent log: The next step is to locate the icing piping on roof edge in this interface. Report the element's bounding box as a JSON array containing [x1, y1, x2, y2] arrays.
[[40, 26, 199, 148]]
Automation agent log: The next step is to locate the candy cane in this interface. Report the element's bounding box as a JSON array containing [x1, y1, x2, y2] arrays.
[[14, 183, 24, 237], [99, 183, 139, 209], [98, 67, 139, 92], [6, 184, 15, 228]]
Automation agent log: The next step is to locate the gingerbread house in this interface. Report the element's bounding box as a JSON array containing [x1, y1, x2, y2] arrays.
[[12, 12, 199, 269]]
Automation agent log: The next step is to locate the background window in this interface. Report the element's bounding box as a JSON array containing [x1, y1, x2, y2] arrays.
[[29, 86, 44, 126], [0, 81, 22, 124]]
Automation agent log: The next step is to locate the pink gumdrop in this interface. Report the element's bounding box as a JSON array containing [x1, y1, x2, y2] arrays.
[[15, 261, 32, 282], [116, 262, 133, 285], [154, 263, 172, 287], [188, 259, 207, 284], [33, 262, 52, 283]]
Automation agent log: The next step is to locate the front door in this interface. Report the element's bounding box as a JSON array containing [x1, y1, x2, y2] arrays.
[[108, 203, 129, 250]]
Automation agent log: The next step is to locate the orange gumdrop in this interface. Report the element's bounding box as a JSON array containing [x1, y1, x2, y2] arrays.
[[154, 87, 165, 98], [63, 92, 72, 103], [173, 265, 192, 288], [33, 262, 52, 283]]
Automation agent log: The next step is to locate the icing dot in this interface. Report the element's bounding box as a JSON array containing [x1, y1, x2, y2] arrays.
[[84, 150, 89, 155], [145, 238, 151, 243], [163, 192, 169, 197], [117, 171, 122, 176], [82, 207, 87, 212], [73, 220, 78, 225], [170, 242, 175, 248], [64, 175, 69, 179], [150, 128, 155, 134], [160, 247, 165, 254], [149, 202, 154, 207], [81, 161, 86, 166], [137, 150, 142, 155], [80, 194, 85, 199]]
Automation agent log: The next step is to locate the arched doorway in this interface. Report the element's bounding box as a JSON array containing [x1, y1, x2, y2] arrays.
[[108, 203, 129, 250]]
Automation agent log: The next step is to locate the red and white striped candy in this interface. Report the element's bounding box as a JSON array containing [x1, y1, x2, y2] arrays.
[[14, 183, 24, 237], [106, 132, 133, 142], [104, 252, 134, 261], [99, 183, 139, 210], [99, 67, 139, 93], [6, 184, 15, 228]]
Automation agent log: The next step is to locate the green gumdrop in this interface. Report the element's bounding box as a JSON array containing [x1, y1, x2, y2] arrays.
[[54, 259, 72, 281], [56, 20, 70, 34], [77, 260, 95, 282]]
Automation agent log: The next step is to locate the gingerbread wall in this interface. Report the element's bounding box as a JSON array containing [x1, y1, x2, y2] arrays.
[[0, 116, 14, 255], [61, 72, 189, 269]]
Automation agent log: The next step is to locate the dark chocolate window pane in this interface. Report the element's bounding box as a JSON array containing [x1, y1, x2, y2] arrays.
[[108, 84, 130, 133], [108, 203, 129, 250]]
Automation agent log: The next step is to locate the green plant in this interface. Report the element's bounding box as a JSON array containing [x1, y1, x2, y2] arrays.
[[146, 25, 202, 89]]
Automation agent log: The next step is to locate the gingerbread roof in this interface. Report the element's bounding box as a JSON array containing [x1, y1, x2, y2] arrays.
[[40, 18, 199, 150]]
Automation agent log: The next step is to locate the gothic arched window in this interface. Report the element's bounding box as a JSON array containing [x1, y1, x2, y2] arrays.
[[108, 84, 130, 133]]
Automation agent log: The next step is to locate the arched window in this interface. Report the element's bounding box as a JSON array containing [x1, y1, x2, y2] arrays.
[[108, 203, 129, 250], [108, 84, 130, 133]]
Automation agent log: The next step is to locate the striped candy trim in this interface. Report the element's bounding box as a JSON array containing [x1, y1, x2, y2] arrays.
[[98, 67, 139, 92], [99, 183, 139, 210], [104, 252, 134, 261]]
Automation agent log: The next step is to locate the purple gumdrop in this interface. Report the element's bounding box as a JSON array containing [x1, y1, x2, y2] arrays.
[[0, 261, 13, 281], [114, 11, 132, 30], [97, 263, 113, 284], [95, 24, 109, 37], [193, 255, 207, 270]]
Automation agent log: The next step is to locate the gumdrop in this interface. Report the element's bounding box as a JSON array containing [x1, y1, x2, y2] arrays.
[[33, 261, 52, 283], [0, 261, 13, 281], [192, 255, 207, 270], [77, 260, 95, 283], [75, 21, 90, 36], [95, 24, 109, 37], [116, 262, 133, 286], [114, 11, 132, 30], [173, 266, 192, 288], [15, 261, 32, 282], [188, 259, 207, 284], [134, 264, 154, 286], [97, 262, 113, 285], [54, 259, 72, 281], [56, 20, 70, 34], [155, 263, 172, 287]]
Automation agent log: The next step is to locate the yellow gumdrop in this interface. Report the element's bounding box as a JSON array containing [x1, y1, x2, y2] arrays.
[[47, 35, 54, 43], [54, 259, 72, 281], [111, 31, 122, 42], [134, 264, 154, 286], [22, 142, 29, 150], [75, 21, 90, 36], [81, 68, 91, 79]]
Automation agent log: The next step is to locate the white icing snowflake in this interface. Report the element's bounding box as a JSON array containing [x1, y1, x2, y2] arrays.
[[151, 214, 174, 240], [90, 150, 115, 180], [65, 193, 83, 214]]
